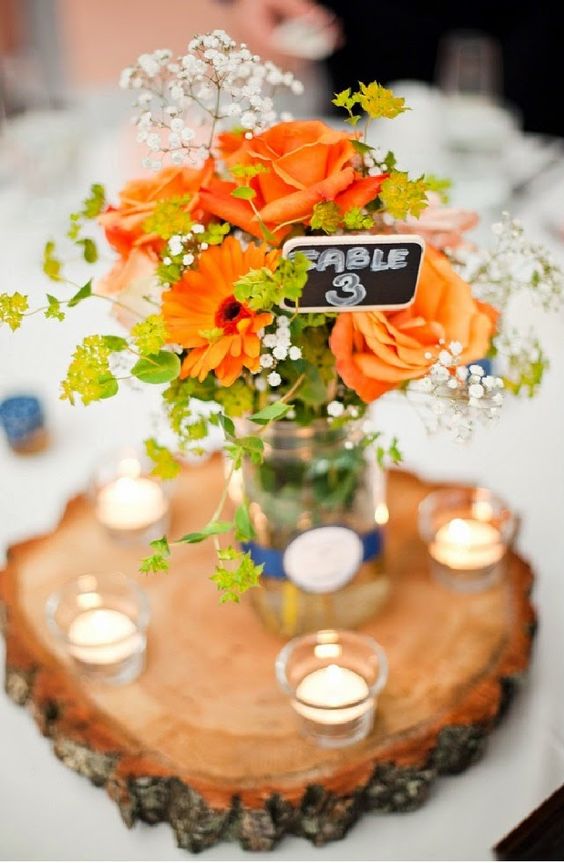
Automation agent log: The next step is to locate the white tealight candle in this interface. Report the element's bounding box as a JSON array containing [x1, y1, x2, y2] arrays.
[[67, 608, 143, 666], [430, 517, 504, 570], [95, 457, 168, 532], [294, 664, 371, 725]]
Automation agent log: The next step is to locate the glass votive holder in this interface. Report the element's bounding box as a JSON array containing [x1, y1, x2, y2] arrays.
[[418, 486, 516, 592], [46, 572, 149, 684], [275, 629, 388, 748], [91, 447, 171, 544]]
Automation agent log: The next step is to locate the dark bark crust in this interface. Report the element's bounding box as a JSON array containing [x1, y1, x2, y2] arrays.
[[4, 664, 530, 853]]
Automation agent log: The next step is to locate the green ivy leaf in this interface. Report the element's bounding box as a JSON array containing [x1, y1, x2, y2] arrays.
[[45, 294, 65, 322], [78, 237, 98, 264], [145, 437, 181, 480], [68, 280, 93, 307], [234, 502, 255, 542], [218, 413, 236, 438], [177, 520, 233, 544], [42, 241, 63, 282], [131, 350, 180, 384], [249, 401, 291, 425], [139, 536, 170, 574], [101, 334, 128, 351], [231, 185, 256, 200]]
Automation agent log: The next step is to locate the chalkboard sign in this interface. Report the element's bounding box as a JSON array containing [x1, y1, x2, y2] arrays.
[[282, 234, 425, 313]]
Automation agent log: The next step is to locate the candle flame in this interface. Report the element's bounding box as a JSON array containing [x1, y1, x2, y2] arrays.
[[314, 643, 342, 659], [446, 518, 474, 544], [375, 502, 389, 525], [118, 457, 142, 479], [472, 499, 494, 522]]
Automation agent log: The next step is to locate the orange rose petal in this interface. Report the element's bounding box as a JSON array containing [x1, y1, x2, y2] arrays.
[[259, 167, 355, 225], [274, 142, 330, 189], [334, 174, 387, 212]]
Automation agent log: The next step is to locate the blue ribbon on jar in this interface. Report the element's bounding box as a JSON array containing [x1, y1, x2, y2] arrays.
[[242, 526, 383, 582]]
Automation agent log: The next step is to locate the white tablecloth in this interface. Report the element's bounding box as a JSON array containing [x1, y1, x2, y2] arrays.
[[1, 122, 564, 861]]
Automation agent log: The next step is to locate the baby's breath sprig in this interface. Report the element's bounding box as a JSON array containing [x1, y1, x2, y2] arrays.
[[120, 30, 303, 171], [407, 343, 505, 442]]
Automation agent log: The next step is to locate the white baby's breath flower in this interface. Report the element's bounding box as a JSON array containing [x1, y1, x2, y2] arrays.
[[327, 400, 344, 418], [267, 371, 282, 387]]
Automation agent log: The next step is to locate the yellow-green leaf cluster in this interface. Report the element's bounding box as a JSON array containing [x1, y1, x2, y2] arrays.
[[0, 292, 29, 331], [60, 335, 117, 406], [310, 201, 342, 234], [379, 172, 428, 219], [132, 314, 168, 355], [145, 437, 181, 480], [143, 195, 193, 240], [356, 81, 407, 120]]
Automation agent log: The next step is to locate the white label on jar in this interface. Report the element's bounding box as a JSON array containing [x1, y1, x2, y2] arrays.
[[283, 526, 364, 593]]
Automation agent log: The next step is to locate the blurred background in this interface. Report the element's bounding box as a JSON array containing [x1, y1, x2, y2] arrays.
[[1, 3, 564, 859], [1, 0, 564, 214]]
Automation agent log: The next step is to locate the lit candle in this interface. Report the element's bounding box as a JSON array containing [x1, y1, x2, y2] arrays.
[[95, 456, 168, 532], [67, 607, 144, 666], [294, 664, 371, 725], [430, 517, 504, 570]]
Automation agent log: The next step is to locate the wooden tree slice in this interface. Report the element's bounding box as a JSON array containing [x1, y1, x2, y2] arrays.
[[0, 462, 535, 852]]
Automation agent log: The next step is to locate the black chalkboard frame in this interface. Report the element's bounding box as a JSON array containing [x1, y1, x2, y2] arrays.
[[281, 233, 426, 313]]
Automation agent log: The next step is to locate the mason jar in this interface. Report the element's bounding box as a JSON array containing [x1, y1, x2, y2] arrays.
[[230, 420, 389, 636]]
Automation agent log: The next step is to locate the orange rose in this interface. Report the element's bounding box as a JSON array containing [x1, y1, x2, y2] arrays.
[[99, 161, 214, 255], [97, 246, 160, 328], [330, 245, 498, 402], [201, 121, 386, 242]]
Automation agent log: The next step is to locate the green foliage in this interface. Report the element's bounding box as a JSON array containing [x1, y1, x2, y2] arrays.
[[310, 201, 342, 234], [43, 241, 63, 281], [131, 350, 180, 384], [139, 537, 170, 574], [225, 434, 265, 468], [101, 334, 128, 351], [0, 292, 29, 330], [215, 378, 255, 417], [67, 280, 92, 307], [211, 550, 263, 604], [201, 221, 230, 246], [145, 437, 181, 480], [502, 343, 548, 397], [231, 185, 256, 200], [77, 237, 98, 263], [234, 252, 309, 311], [234, 502, 255, 542], [356, 81, 408, 119], [131, 314, 168, 355], [379, 172, 428, 219], [178, 520, 233, 544], [298, 324, 336, 384], [249, 401, 292, 425], [143, 195, 193, 240], [424, 174, 452, 204], [343, 207, 374, 231], [376, 435, 403, 467], [60, 335, 118, 405], [333, 81, 408, 126], [66, 184, 105, 260], [231, 163, 267, 180], [44, 294, 65, 322]]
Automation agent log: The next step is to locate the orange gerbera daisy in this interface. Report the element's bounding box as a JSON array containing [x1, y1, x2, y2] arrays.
[[162, 236, 279, 386]]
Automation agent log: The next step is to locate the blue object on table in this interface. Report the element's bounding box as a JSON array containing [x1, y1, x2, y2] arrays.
[[242, 527, 383, 581], [0, 395, 45, 445]]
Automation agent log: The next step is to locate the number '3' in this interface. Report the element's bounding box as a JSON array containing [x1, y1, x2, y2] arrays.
[[325, 273, 367, 307]]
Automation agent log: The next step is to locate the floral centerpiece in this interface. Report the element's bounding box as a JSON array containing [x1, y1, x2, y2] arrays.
[[2, 31, 562, 631]]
